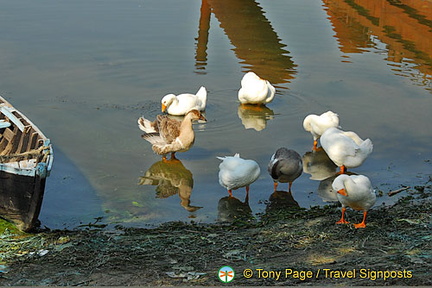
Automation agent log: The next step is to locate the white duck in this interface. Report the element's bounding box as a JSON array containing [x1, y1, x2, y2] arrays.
[[320, 127, 373, 174], [138, 109, 206, 160], [238, 72, 276, 105], [303, 111, 340, 150], [161, 86, 207, 116], [268, 147, 303, 192], [217, 153, 261, 197], [332, 174, 376, 228]]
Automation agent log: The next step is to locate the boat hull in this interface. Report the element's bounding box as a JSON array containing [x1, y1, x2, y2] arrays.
[[0, 170, 46, 231]]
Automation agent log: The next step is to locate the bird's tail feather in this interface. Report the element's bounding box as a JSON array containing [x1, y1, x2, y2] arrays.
[[138, 117, 157, 133], [217, 153, 240, 161], [141, 133, 163, 145], [196, 86, 207, 106], [361, 139, 373, 154]]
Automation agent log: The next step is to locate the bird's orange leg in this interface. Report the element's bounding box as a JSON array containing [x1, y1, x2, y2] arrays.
[[312, 140, 319, 151], [288, 182, 293, 193], [338, 165, 347, 174], [353, 211, 368, 228], [273, 182, 278, 192], [228, 189, 233, 197], [336, 207, 350, 224]]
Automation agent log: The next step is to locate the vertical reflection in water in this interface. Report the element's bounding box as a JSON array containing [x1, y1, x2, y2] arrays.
[[322, 0, 432, 91], [195, 0, 297, 87], [195, 0, 211, 74]]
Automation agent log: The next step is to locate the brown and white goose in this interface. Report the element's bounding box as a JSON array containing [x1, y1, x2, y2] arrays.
[[138, 109, 206, 160]]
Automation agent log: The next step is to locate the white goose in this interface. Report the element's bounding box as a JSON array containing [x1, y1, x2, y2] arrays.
[[238, 72, 275, 105], [161, 86, 207, 116], [332, 174, 376, 228], [217, 153, 261, 197], [303, 111, 340, 150], [320, 127, 373, 174], [268, 147, 302, 192], [138, 109, 206, 160]]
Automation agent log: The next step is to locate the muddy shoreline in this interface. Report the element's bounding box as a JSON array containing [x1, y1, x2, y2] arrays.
[[0, 183, 430, 286]]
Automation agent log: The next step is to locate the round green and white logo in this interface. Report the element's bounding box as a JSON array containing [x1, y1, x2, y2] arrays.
[[218, 266, 235, 283]]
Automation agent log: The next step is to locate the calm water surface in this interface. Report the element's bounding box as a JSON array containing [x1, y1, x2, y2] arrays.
[[0, 0, 431, 229]]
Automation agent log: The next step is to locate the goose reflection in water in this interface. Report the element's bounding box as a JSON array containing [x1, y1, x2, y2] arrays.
[[237, 104, 275, 131], [302, 149, 338, 181], [302, 149, 339, 203], [217, 194, 252, 223], [317, 175, 339, 203], [262, 190, 301, 221], [266, 190, 300, 212], [316, 172, 358, 203], [139, 159, 202, 213]]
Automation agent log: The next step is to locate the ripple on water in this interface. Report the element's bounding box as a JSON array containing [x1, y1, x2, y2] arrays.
[[273, 90, 330, 120]]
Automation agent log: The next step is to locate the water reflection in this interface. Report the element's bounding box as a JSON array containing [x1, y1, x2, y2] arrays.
[[302, 149, 339, 203], [322, 0, 432, 91], [237, 104, 275, 131], [218, 194, 252, 222], [302, 149, 338, 181], [265, 190, 300, 213], [195, 0, 211, 74], [316, 175, 339, 203], [195, 0, 297, 86], [139, 159, 202, 213]]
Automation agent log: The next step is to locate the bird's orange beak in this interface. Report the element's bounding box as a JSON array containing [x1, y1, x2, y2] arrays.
[[161, 104, 167, 112], [337, 188, 348, 196]]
